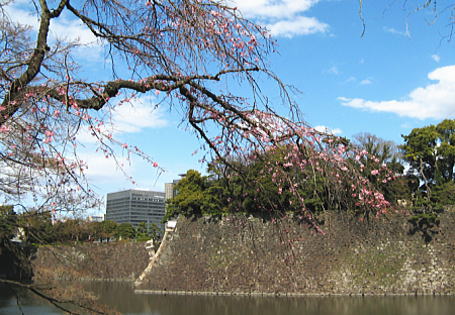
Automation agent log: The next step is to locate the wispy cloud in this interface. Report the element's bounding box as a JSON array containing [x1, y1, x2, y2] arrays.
[[76, 95, 168, 144], [342, 77, 372, 85], [383, 24, 411, 38], [3, 5, 39, 29], [76, 96, 169, 187], [5, 4, 98, 46], [81, 152, 132, 183], [111, 96, 168, 133], [431, 54, 441, 63], [49, 16, 98, 46], [267, 16, 328, 37], [233, 0, 320, 19], [232, 0, 328, 38], [326, 66, 340, 75], [338, 65, 455, 119], [4, 2, 103, 64]]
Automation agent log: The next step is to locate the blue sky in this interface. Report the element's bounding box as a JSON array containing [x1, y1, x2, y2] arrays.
[[7, 0, 455, 215]]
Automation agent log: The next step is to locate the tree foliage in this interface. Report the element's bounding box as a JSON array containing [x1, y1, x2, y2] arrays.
[[18, 210, 55, 244], [165, 169, 224, 219], [400, 119, 455, 212], [430, 181, 455, 207], [1, 211, 160, 244], [168, 123, 455, 221], [135, 221, 161, 242], [115, 222, 135, 240], [168, 139, 395, 224], [401, 119, 455, 188], [94, 220, 118, 241], [353, 133, 402, 172], [0, 205, 16, 242]]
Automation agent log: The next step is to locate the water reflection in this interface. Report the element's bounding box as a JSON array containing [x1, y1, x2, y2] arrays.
[[88, 282, 455, 315], [2, 281, 455, 315], [0, 283, 62, 315]]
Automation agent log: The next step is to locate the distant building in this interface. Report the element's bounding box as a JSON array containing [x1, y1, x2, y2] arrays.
[[164, 179, 180, 200], [105, 189, 165, 228], [88, 215, 104, 222]]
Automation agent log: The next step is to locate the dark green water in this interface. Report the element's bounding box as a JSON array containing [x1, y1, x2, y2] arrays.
[[0, 283, 62, 314], [1, 282, 455, 315]]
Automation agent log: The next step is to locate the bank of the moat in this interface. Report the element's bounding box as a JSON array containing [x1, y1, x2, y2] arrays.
[[32, 241, 149, 282], [135, 212, 455, 295]]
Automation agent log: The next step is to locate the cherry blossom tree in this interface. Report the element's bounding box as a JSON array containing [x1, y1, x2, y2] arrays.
[[0, 0, 393, 226], [0, 0, 275, 212]]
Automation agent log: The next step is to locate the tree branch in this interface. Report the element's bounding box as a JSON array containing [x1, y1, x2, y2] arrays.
[[0, 0, 67, 126]]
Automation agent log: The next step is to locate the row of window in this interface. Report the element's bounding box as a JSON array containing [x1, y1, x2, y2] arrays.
[[107, 209, 164, 214]]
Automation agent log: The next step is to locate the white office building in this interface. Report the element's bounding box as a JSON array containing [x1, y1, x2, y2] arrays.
[[105, 189, 165, 228]]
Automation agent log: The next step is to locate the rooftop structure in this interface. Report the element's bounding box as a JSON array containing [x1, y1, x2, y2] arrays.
[[164, 179, 180, 201]]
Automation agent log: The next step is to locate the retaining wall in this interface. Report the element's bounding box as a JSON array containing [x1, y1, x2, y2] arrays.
[[136, 213, 455, 295]]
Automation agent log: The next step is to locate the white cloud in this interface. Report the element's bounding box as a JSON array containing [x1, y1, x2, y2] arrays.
[[383, 24, 411, 38], [326, 66, 340, 75], [234, 0, 320, 19], [4, 5, 39, 29], [342, 76, 372, 85], [268, 16, 328, 37], [81, 152, 132, 182], [231, 0, 328, 38], [111, 96, 168, 133], [49, 16, 98, 46], [338, 65, 455, 119], [75, 127, 99, 144], [76, 95, 168, 144], [314, 125, 342, 135], [431, 54, 441, 63], [74, 96, 169, 189], [5, 4, 98, 46], [4, 2, 103, 64]]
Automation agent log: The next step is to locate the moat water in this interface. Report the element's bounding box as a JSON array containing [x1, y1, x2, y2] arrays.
[[1, 281, 455, 314]]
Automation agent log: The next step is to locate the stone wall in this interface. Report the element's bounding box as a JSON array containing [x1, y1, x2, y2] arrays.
[[0, 241, 35, 282], [137, 213, 455, 295], [32, 241, 148, 282]]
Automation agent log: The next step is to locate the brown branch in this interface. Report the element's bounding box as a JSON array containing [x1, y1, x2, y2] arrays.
[[0, 279, 105, 315], [0, 0, 67, 126], [180, 85, 224, 159], [36, 68, 259, 110]]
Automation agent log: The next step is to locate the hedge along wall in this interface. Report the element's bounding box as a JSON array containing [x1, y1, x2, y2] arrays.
[[137, 212, 455, 295]]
